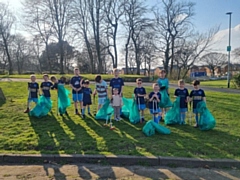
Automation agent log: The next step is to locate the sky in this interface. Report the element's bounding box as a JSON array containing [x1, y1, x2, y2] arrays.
[[0, 0, 239, 66], [1, 0, 239, 33]]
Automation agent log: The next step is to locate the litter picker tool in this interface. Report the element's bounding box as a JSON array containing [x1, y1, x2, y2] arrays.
[[188, 101, 192, 125]]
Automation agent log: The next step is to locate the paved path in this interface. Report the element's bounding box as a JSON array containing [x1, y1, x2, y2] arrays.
[[0, 78, 239, 94], [0, 163, 239, 180]]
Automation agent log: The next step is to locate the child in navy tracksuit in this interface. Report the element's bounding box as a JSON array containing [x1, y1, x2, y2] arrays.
[[82, 80, 93, 118], [189, 80, 206, 128], [24, 74, 39, 113], [148, 83, 162, 123], [134, 78, 146, 123], [174, 79, 189, 125]]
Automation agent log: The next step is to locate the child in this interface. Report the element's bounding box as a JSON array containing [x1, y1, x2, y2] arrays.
[[24, 74, 39, 113], [93, 75, 108, 111], [157, 69, 170, 116], [70, 68, 83, 115], [134, 78, 146, 123], [189, 80, 206, 128], [148, 83, 162, 123], [50, 76, 69, 116], [40, 74, 53, 99], [82, 80, 93, 118], [109, 68, 124, 96], [111, 88, 123, 121], [174, 79, 189, 125]]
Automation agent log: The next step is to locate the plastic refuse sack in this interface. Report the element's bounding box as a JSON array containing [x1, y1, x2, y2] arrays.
[[197, 101, 216, 131], [57, 84, 71, 114], [159, 86, 172, 108], [95, 98, 114, 120], [129, 98, 140, 124], [164, 97, 181, 125], [142, 120, 155, 137], [142, 120, 171, 136], [30, 95, 52, 118], [122, 96, 140, 124], [151, 120, 171, 134], [122, 97, 133, 119]]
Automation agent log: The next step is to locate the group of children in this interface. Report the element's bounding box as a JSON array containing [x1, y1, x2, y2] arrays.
[[24, 68, 206, 128]]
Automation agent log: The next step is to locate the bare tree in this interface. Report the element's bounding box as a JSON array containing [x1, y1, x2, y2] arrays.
[[0, 2, 16, 74], [22, 0, 54, 73], [200, 52, 227, 77], [71, 0, 95, 73], [46, 0, 72, 74], [153, 0, 195, 76], [123, 0, 151, 75], [103, 0, 125, 68], [233, 47, 240, 60], [174, 27, 219, 79]]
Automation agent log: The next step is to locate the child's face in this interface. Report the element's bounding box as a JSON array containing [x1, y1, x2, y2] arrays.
[[159, 72, 166, 78], [114, 70, 119, 77], [85, 83, 89, 88], [43, 76, 48, 81], [31, 76, 36, 82], [51, 79, 57, 83], [193, 84, 199, 89], [113, 89, 118, 95], [154, 85, 159, 91], [75, 69, 80, 75], [137, 81, 142, 87], [179, 83, 184, 88]]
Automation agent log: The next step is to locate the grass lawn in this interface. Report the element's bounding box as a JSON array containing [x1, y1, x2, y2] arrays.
[[200, 80, 236, 88], [0, 82, 239, 159]]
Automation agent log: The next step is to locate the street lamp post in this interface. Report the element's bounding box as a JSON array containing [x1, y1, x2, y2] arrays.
[[226, 12, 232, 88]]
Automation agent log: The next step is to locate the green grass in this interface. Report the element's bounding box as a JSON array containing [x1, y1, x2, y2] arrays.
[[0, 74, 145, 81], [0, 82, 240, 159], [200, 80, 235, 88]]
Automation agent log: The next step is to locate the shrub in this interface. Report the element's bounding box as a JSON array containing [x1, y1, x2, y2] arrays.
[[232, 74, 240, 89]]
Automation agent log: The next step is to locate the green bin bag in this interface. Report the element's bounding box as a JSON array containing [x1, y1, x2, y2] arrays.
[[142, 120, 171, 136], [151, 121, 171, 134], [122, 97, 133, 119], [30, 95, 52, 118], [197, 101, 216, 131], [95, 98, 114, 120], [129, 98, 140, 124], [57, 85, 71, 114], [159, 85, 172, 108], [164, 97, 181, 125], [142, 120, 155, 137]]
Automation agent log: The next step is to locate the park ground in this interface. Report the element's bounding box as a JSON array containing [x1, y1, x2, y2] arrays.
[[0, 78, 240, 179], [0, 163, 240, 180]]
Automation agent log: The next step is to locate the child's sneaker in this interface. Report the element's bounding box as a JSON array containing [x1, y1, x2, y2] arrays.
[[82, 114, 86, 119], [117, 117, 122, 121], [88, 112, 93, 117], [75, 110, 80, 115], [24, 108, 30, 113], [115, 118, 119, 121], [141, 118, 145, 123], [65, 111, 69, 116], [194, 123, 198, 128]]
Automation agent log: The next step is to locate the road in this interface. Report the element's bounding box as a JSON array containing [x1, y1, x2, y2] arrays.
[[0, 78, 239, 94], [0, 163, 239, 180]]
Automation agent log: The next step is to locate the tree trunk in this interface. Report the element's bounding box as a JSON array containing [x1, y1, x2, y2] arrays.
[[113, 24, 118, 68], [170, 36, 174, 76], [2, 34, 13, 75], [59, 39, 64, 74], [124, 33, 131, 74]]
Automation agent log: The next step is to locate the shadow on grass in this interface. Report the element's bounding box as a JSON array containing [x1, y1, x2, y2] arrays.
[[0, 99, 5, 107]]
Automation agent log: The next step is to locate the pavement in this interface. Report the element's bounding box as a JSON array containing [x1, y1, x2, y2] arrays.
[[0, 78, 239, 94], [0, 163, 240, 180]]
